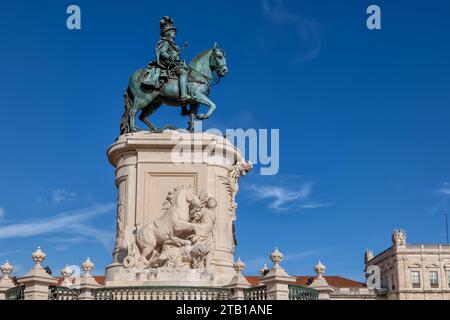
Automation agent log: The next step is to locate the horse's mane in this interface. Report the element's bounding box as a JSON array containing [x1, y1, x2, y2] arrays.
[[161, 186, 193, 212], [189, 48, 211, 66], [161, 186, 181, 213]]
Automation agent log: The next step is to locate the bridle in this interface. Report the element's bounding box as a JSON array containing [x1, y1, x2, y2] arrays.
[[188, 49, 225, 87]]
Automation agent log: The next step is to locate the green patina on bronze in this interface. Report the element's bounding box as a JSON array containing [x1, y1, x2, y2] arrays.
[[120, 16, 228, 134]]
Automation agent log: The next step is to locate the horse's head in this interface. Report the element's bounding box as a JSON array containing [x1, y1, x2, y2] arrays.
[[182, 186, 202, 210], [210, 42, 228, 77]]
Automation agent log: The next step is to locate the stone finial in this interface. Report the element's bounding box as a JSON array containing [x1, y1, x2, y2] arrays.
[[259, 263, 269, 277], [60, 264, 73, 278], [82, 257, 94, 275], [314, 261, 326, 279], [32, 247, 46, 267], [60, 265, 73, 287], [233, 257, 245, 275], [310, 261, 334, 300], [270, 247, 284, 268], [1, 260, 13, 278], [392, 229, 406, 246]]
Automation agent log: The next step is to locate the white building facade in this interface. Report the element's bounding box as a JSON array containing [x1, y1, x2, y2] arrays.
[[364, 230, 450, 300]]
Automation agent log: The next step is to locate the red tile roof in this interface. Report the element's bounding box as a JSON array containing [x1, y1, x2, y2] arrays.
[[245, 276, 364, 288]]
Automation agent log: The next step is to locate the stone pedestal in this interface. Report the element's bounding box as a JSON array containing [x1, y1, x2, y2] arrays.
[[309, 277, 335, 300], [0, 277, 15, 300], [0, 261, 15, 300], [105, 131, 249, 286], [78, 275, 102, 300], [17, 267, 58, 300], [309, 261, 335, 300], [260, 267, 296, 300], [225, 258, 251, 300]]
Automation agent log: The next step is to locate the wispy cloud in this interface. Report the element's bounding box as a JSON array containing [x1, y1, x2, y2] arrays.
[[438, 182, 450, 196], [261, 0, 322, 62], [46, 237, 88, 252], [246, 179, 332, 212], [284, 250, 322, 262], [0, 250, 21, 257], [52, 189, 78, 204], [0, 203, 115, 249], [429, 182, 450, 216], [0, 207, 5, 220]]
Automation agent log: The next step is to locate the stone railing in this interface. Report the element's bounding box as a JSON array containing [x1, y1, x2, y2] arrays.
[[92, 286, 233, 300], [243, 285, 267, 300], [288, 284, 319, 300], [48, 286, 81, 300], [0, 247, 332, 301], [332, 287, 378, 299]]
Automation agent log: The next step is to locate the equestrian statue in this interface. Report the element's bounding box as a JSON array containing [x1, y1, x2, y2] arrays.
[[120, 16, 229, 134]]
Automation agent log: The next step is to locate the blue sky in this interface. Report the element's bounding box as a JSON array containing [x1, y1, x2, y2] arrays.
[[1, 0, 450, 281]]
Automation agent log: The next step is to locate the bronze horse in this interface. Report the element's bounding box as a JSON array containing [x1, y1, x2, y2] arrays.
[[120, 43, 228, 133]]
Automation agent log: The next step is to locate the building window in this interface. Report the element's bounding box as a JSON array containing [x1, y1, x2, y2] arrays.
[[411, 271, 421, 288], [429, 271, 439, 288], [447, 271, 450, 288]]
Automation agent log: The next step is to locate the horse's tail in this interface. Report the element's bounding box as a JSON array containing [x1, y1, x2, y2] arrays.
[[119, 87, 133, 135]]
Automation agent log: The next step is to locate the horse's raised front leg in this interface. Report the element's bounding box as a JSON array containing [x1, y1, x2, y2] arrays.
[[193, 93, 216, 120], [173, 220, 198, 239]]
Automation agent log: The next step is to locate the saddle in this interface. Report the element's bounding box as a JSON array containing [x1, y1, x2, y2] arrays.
[[142, 62, 166, 89]]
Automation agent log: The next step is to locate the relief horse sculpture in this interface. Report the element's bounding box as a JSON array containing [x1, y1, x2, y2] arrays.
[[131, 186, 202, 267], [120, 43, 228, 134]]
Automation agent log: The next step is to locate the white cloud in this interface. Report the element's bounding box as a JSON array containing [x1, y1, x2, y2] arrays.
[[261, 0, 321, 62], [438, 182, 450, 195], [247, 181, 332, 212], [0, 250, 21, 257], [52, 189, 78, 204], [284, 250, 322, 262], [0, 203, 115, 249], [0, 207, 5, 219], [46, 237, 87, 252]]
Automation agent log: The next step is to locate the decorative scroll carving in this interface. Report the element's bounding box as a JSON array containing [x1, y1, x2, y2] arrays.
[[112, 200, 125, 263], [221, 161, 252, 247]]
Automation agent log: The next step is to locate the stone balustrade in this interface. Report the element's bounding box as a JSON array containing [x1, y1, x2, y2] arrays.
[[0, 246, 324, 301]]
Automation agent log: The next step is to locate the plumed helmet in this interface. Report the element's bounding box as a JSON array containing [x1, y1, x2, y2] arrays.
[[160, 16, 176, 36]]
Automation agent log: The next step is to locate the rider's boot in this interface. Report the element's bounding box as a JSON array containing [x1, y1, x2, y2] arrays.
[[179, 72, 192, 103]]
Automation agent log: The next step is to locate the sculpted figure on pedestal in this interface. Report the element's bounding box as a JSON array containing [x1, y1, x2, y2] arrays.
[[121, 186, 217, 272], [188, 196, 217, 271]]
